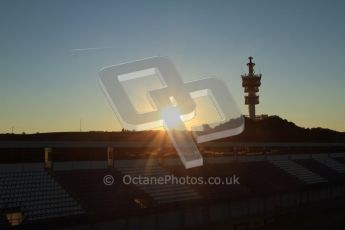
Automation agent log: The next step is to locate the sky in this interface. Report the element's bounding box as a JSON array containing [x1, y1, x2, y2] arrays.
[[0, 0, 345, 133]]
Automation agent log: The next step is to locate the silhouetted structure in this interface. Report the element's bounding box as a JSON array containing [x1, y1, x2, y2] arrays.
[[241, 57, 262, 119]]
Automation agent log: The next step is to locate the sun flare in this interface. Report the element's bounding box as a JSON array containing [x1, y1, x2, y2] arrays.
[[160, 107, 182, 129]]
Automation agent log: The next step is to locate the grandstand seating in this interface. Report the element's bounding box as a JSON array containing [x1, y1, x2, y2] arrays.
[[115, 160, 202, 204], [165, 162, 251, 200], [53, 168, 147, 219], [312, 155, 345, 173], [268, 158, 327, 184], [2, 153, 345, 228], [294, 159, 345, 184], [333, 156, 345, 166], [164, 161, 303, 200], [0, 166, 84, 225]]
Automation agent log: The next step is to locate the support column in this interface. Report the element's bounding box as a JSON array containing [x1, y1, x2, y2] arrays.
[[249, 104, 255, 120], [44, 147, 53, 170], [107, 147, 114, 168]]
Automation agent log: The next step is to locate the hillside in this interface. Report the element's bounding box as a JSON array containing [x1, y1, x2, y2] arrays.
[[220, 116, 345, 142], [0, 116, 344, 143]]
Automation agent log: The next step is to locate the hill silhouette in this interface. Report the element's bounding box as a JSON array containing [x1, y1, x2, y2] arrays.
[[0, 116, 344, 143], [216, 116, 345, 142]]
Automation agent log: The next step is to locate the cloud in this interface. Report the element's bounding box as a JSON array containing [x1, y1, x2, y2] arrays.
[[70, 46, 114, 55]]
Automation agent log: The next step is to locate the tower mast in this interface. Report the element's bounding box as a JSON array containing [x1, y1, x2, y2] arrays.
[[241, 57, 262, 119]]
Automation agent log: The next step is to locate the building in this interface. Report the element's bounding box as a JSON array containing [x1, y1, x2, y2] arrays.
[[241, 57, 262, 119]]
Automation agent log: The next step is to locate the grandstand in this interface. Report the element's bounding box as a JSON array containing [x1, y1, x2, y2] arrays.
[[1, 141, 345, 229]]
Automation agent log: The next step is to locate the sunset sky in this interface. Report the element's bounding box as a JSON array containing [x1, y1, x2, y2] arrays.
[[1, 0, 345, 133]]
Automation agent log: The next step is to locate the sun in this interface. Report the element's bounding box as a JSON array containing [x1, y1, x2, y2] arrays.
[[160, 107, 183, 129]]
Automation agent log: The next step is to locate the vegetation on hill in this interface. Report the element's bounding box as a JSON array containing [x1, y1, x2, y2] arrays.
[[218, 116, 345, 142]]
